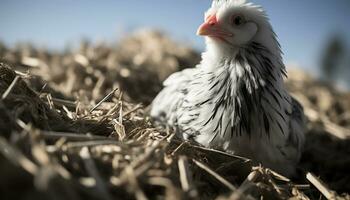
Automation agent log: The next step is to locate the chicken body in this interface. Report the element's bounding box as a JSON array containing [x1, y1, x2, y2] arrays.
[[150, 0, 305, 176]]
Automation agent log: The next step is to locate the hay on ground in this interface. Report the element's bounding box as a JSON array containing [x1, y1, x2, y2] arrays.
[[0, 31, 349, 200]]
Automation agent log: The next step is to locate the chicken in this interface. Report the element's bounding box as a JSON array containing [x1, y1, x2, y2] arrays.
[[150, 0, 305, 176]]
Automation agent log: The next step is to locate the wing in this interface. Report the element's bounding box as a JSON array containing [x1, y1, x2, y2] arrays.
[[288, 97, 306, 155], [276, 97, 306, 174], [150, 68, 197, 125]]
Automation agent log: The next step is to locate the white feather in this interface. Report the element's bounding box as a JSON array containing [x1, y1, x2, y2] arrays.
[[150, 0, 305, 177]]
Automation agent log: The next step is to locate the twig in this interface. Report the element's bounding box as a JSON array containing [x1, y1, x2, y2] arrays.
[[46, 93, 55, 109], [130, 140, 161, 169], [21, 56, 49, 68], [42, 97, 77, 108], [105, 102, 119, 116], [230, 170, 259, 200], [53, 97, 76, 108], [306, 172, 338, 200], [166, 127, 176, 143], [125, 166, 149, 200], [178, 156, 190, 192], [294, 93, 350, 140], [39, 131, 112, 141], [14, 70, 31, 77], [90, 88, 118, 113], [268, 177, 283, 195], [191, 145, 251, 162], [65, 140, 121, 149], [241, 170, 260, 187], [171, 141, 187, 156], [80, 147, 113, 200], [192, 159, 236, 191], [114, 161, 155, 187], [92, 75, 105, 100], [2, 76, 20, 100], [306, 106, 350, 139], [122, 104, 143, 117], [74, 54, 90, 66], [266, 168, 290, 182], [293, 184, 310, 190], [116, 140, 165, 186], [0, 137, 38, 174], [323, 117, 350, 139], [147, 177, 177, 199]]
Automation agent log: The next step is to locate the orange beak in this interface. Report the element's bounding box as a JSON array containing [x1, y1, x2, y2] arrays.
[[197, 15, 233, 37]]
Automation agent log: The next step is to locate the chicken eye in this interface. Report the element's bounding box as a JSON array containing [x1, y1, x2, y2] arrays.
[[232, 15, 245, 26]]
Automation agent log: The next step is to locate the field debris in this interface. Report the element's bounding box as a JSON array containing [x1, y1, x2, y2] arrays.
[[0, 31, 349, 200]]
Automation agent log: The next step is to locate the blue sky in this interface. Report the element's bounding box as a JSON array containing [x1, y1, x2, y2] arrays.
[[0, 0, 349, 72]]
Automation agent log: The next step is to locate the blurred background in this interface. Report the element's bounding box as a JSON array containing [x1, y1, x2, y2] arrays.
[[0, 0, 350, 89]]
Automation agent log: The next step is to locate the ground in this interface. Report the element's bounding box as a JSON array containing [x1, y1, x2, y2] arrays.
[[0, 30, 349, 200]]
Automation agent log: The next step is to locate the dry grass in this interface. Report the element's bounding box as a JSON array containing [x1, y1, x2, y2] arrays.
[[0, 30, 349, 200]]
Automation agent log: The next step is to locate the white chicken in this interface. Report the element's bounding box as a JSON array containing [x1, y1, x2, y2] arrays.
[[150, 0, 305, 176]]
